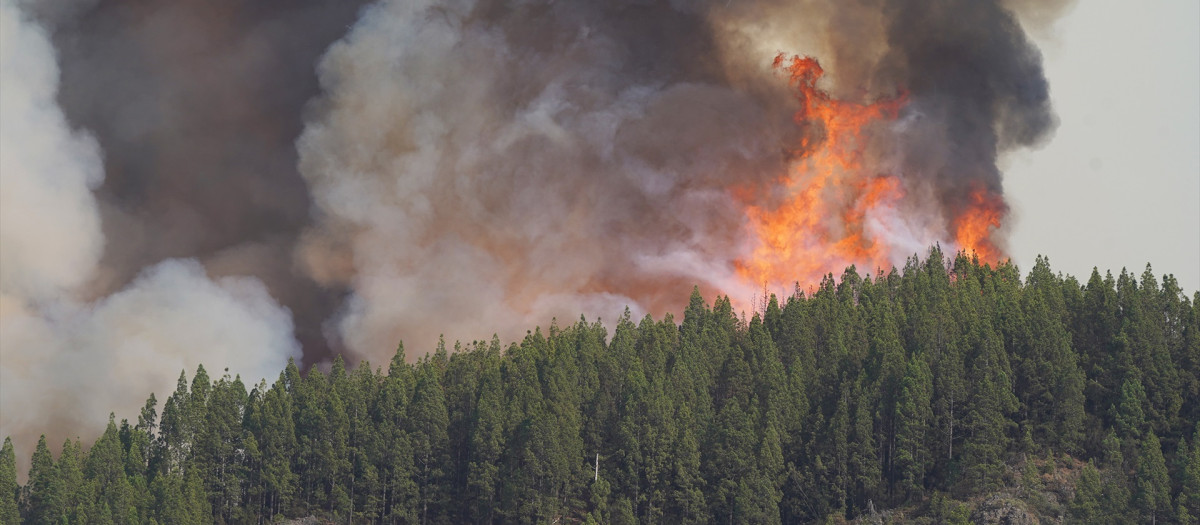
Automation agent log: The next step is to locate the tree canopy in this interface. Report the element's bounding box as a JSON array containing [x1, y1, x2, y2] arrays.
[[4, 249, 1198, 524]]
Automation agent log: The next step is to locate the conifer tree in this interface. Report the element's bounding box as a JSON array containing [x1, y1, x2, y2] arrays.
[[157, 371, 191, 475], [1175, 428, 1200, 525], [379, 344, 418, 523], [467, 353, 504, 522], [1136, 431, 1172, 525], [1015, 257, 1086, 452], [86, 415, 135, 524], [25, 435, 59, 524], [1070, 461, 1103, 523], [409, 359, 450, 525], [895, 353, 933, 502], [57, 438, 87, 523], [1076, 269, 1122, 421], [0, 438, 19, 524], [1114, 376, 1148, 444], [254, 375, 298, 519]]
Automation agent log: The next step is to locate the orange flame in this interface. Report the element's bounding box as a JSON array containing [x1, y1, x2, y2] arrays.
[[952, 183, 1005, 262], [735, 55, 1012, 293], [735, 55, 907, 289]]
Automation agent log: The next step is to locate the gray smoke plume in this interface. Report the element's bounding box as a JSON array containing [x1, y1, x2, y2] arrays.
[[1, 0, 1070, 454]]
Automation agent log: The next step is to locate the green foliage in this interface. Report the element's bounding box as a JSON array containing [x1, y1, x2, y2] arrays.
[[929, 491, 970, 525], [0, 438, 19, 525], [23, 436, 58, 524], [1175, 428, 1200, 525], [895, 354, 933, 501], [3, 252, 1197, 524], [1136, 431, 1172, 524]]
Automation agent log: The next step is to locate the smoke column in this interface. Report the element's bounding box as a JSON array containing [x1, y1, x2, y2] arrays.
[[0, 0, 1070, 455]]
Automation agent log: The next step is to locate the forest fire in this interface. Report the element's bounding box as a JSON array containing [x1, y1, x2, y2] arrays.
[[2, 0, 1067, 481], [736, 55, 1008, 291]]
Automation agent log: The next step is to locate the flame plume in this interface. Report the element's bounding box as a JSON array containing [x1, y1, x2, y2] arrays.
[[736, 55, 909, 290], [953, 183, 1007, 263], [736, 54, 1015, 293]]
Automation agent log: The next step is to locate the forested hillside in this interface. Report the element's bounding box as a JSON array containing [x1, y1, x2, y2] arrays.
[[2, 248, 1198, 524]]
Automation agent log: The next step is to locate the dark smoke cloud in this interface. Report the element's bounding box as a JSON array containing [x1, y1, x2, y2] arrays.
[[876, 0, 1060, 217], [1, 0, 1070, 455], [40, 0, 370, 358]]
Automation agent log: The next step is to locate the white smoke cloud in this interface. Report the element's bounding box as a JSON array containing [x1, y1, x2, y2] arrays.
[[0, 0, 103, 302], [0, 0, 299, 461], [1, 260, 299, 443]]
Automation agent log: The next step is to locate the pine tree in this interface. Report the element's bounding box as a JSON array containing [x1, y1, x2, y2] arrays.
[[1015, 256, 1086, 452], [86, 415, 135, 524], [324, 358, 353, 518], [1114, 376, 1148, 444], [1174, 428, 1200, 525], [291, 364, 331, 513], [952, 261, 1016, 493], [157, 371, 192, 475], [1070, 461, 1103, 523], [894, 353, 933, 502], [959, 325, 1017, 492], [704, 339, 766, 523], [57, 438, 87, 523], [409, 359, 449, 525], [666, 403, 707, 523], [467, 354, 504, 522], [254, 374, 297, 519], [849, 379, 880, 513], [25, 435, 59, 524], [1076, 269, 1121, 420], [195, 372, 248, 522], [348, 360, 383, 524], [1135, 431, 1172, 524], [379, 344, 418, 524], [0, 438, 19, 524]]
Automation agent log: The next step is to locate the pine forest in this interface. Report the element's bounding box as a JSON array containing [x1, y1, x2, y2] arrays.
[[2, 248, 1199, 524]]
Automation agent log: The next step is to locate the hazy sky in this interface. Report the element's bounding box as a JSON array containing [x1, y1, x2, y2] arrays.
[[1007, 0, 1200, 292]]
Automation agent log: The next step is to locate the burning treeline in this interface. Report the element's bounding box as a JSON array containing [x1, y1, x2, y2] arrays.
[[736, 54, 1011, 291], [1, 0, 1067, 460]]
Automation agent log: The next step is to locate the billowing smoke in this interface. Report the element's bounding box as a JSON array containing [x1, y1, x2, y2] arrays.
[[1, 0, 300, 465], [299, 0, 1066, 361], [35, 0, 370, 358], [296, 0, 802, 358], [1, 0, 1069, 453]]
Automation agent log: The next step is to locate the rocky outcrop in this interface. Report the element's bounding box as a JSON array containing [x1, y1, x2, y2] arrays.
[[971, 494, 1038, 525]]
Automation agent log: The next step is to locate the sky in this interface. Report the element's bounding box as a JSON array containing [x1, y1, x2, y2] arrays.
[[1007, 0, 1200, 292]]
